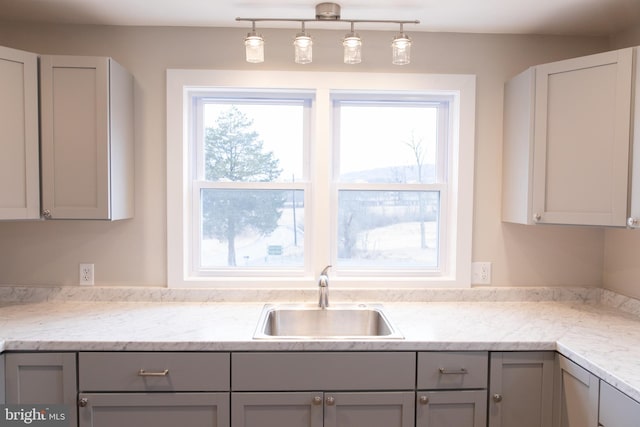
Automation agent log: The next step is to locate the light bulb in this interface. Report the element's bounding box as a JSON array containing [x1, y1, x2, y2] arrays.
[[343, 34, 362, 64], [294, 34, 313, 64], [244, 33, 264, 63], [392, 34, 411, 65]]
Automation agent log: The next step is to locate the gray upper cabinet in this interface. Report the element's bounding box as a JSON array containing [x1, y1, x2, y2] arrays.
[[40, 55, 134, 220], [0, 46, 40, 220], [489, 351, 555, 427], [502, 47, 637, 227]]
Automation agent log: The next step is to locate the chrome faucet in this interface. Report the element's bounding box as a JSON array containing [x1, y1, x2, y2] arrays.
[[318, 265, 331, 309]]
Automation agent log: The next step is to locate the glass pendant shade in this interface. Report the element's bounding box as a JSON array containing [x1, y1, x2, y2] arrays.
[[244, 33, 264, 63], [392, 34, 411, 65], [294, 34, 313, 64], [343, 34, 362, 64]]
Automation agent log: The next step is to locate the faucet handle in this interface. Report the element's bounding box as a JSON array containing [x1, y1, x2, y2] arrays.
[[320, 265, 332, 275]]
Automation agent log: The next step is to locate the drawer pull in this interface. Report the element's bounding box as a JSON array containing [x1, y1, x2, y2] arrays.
[[438, 367, 468, 375], [138, 369, 169, 377], [419, 395, 429, 405]]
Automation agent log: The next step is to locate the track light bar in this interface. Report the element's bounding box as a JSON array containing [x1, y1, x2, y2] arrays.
[[236, 2, 419, 65]]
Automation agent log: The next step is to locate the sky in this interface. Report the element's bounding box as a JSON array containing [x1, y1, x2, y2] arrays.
[[203, 101, 438, 182]]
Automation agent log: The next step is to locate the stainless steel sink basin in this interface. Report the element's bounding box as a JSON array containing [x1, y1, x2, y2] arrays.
[[253, 303, 404, 340]]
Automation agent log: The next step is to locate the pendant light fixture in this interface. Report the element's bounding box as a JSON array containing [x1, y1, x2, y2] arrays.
[[293, 22, 313, 64], [342, 22, 362, 65], [244, 21, 264, 63], [237, 3, 419, 65], [391, 23, 411, 65]]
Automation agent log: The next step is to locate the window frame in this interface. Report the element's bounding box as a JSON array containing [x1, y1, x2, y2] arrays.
[[167, 70, 476, 288]]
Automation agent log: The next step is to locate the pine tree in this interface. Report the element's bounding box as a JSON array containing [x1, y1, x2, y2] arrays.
[[203, 106, 284, 266]]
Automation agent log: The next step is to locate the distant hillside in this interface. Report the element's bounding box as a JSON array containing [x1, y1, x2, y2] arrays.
[[340, 165, 437, 184]]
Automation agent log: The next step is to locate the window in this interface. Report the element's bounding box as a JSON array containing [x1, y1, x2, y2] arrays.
[[191, 95, 311, 273], [333, 96, 449, 275], [167, 71, 475, 287]]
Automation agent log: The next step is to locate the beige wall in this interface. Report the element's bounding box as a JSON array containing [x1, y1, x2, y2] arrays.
[[604, 25, 640, 298], [0, 22, 610, 287]]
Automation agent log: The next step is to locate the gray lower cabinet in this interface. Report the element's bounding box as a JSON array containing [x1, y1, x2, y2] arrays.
[[553, 354, 599, 427], [489, 351, 555, 427], [416, 352, 488, 427], [78, 352, 231, 427], [232, 391, 414, 427], [4, 352, 77, 426], [599, 381, 640, 427], [416, 390, 486, 427], [231, 352, 416, 427], [0, 354, 4, 404], [78, 392, 229, 427], [232, 392, 323, 427]]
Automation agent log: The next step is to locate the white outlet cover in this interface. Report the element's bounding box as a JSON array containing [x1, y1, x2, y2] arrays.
[[471, 262, 492, 285]]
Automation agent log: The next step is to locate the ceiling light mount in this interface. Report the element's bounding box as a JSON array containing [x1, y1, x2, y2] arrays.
[[236, 3, 419, 65], [315, 2, 341, 20]]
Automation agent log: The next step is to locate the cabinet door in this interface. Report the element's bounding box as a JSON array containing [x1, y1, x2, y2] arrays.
[[0, 354, 5, 404], [416, 390, 486, 427], [599, 381, 640, 427], [39, 55, 135, 220], [79, 392, 229, 427], [232, 392, 323, 427], [532, 48, 633, 226], [489, 352, 554, 427], [325, 392, 414, 427], [0, 45, 39, 220], [553, 355, 599, 427], [5, 353, 77, 426]]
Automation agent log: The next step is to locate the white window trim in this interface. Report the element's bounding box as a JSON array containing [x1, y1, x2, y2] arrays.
[[167, 70, 476, 288]]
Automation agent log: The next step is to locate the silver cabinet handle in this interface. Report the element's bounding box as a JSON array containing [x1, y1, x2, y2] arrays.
[[79, 398, 88, 407], [419, 395, 429, 405], [533, 213, 542, 222], [42, 209, 52, 219], [628, 217, 639, 228], [439, 367, 468, 375], [325, 396, 336, 406], [138, 369, 169, 376], [493, 394, 503, 403], [312, 396, 322, 405]]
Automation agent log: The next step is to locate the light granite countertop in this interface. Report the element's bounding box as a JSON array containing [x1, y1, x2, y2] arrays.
[[1, 286, 640, 403]]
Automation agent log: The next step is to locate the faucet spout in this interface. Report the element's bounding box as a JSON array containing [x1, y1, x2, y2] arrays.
[[318, 265, 331, 309]]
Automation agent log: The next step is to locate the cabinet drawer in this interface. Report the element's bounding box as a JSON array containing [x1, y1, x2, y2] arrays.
[[79, 352, 230, 392], [417, 352, 487, 389], [232, 352, 415, 391]]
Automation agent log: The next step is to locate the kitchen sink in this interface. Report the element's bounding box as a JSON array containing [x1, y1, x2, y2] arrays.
[[253, 303, 404, 340]]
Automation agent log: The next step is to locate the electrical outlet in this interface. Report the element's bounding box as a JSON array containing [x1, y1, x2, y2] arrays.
[[471, 262, 492, 285], [79, 263, 94, 285]]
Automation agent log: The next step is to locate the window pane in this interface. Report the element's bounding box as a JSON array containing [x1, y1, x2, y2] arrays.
[[203, 103, 304, 182], [337, 190, 439, 268], [338, 103, 438, 183], [201, 189, 304, 267]]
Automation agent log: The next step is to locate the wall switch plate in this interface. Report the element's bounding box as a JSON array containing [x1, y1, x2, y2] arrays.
[[79, 263, 94, 285], [471, 262, 492, 285]]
